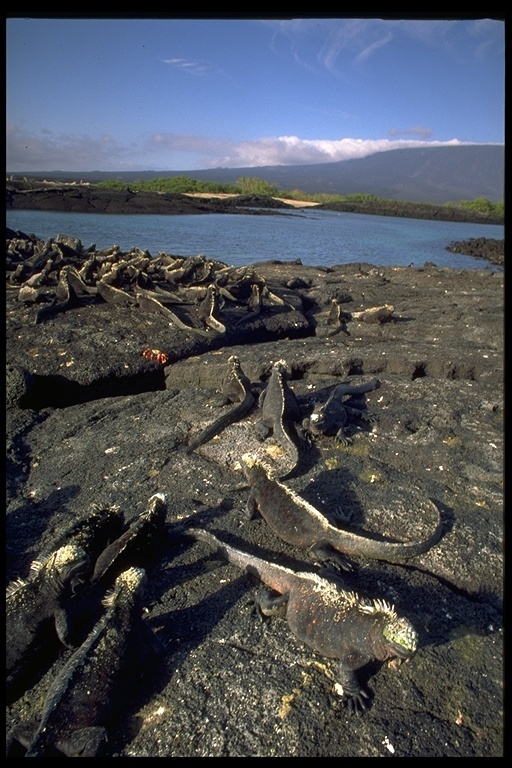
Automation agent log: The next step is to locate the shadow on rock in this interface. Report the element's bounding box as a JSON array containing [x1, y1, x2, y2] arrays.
[[6, 485, 82, 578]]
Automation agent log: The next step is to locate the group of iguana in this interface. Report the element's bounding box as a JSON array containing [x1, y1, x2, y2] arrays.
[[6, 495, 169, 756], [185, 354, 383, 475], [7, 234, 304, 332], [179, 356, 443, 715], [6, 356, 444, 756]]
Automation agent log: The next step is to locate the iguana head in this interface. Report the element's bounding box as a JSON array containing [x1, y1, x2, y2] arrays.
[[307, 405, 328, 434], [241, 452, 261, 469], [103, 566, 148, 609], [272, 359, 288, 375], [43, 544, 90, 595], [360, 598, 418, 660], [382, 614, 418, 659], [143, 492, 167, 523], [241, 453, 276, 479]]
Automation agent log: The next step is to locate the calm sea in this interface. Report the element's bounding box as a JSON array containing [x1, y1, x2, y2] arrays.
[[6, 207, 504, 271]]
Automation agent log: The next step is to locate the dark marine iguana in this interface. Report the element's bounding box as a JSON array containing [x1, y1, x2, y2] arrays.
[[255, 359, 311, 478], [185, 355, 256, 454], [6, 544, 90, 693], [196, 284, 226, 333], [43, 505, 128, 647], [7, 567, 164, 757], [34, 265, 96, 324], [91, 493, 167, 586], [303, 377, 381, 445], [182, 526, 419, 713], [43, 504, 125, 577], [241, 458, 443, 572]]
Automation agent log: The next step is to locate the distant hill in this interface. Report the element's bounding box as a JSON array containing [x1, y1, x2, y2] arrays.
[[9, 145, 504, 205]]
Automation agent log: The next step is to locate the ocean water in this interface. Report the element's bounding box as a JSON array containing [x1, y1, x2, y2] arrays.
[[6, 207, 504, 271]]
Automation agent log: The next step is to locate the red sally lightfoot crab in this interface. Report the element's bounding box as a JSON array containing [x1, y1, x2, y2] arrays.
[[142, 348, 169, 366]]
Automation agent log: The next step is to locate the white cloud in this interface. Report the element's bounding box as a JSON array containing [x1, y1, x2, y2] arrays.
[[7, 123, 477, 172], [207, 135, 466, 168], [354, 33, 393, 64], [162, 58, 212, 75], [149, 133, 469, 168], [266, 17, 504, 73], [6, 124, 143, 171]]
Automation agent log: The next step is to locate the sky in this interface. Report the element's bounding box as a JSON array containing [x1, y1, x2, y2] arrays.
[[5, 15, 505, 173]]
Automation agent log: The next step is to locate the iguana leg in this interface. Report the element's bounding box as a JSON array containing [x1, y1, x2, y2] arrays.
[[328, 507, 354, 525], [56, 726, 108, 757], [212, 394, 231, 407], [245, 490, 260, 521], [334, 428, 352, 445], [252, 587, 288, 619], [255, 421, 272, 441], [301, 418, 315, 439], [310, 542, 356, 572], [359, 410, 378, 424], [54, 606, 76, 649], [297, 423, 314, 447], [343, 404, 378, 424], [337, 661, 370, 715]]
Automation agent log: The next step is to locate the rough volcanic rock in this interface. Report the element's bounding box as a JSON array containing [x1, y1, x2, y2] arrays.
[[446, 237, 504, 266], [6, 184, 295, 217], [6, 233, 503, 756], [318, 198, 503, 225]]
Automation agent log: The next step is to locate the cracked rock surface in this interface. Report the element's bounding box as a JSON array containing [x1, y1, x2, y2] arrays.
[[6, 233, 503, 756]]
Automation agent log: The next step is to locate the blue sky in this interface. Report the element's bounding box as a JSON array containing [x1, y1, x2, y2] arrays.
[[6, 16, 505, 172]]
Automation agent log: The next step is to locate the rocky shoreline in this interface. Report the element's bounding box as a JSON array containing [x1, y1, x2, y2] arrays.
[[6, 181, 299, 217], [316, 197, 503, 226], [446, 237, 504, 266], [6, 178, 504, 227], [6, 229, 503, 756]]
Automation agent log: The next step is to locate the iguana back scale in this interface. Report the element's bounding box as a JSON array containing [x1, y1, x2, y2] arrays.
[[256, 359, 309, 476], [183, 526, 418, 713], [242, 459, 443, 570]]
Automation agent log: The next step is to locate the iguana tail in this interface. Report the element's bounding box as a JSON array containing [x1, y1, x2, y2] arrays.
[[329, 501, 444, 563], [182, 526, 263, 574], [181, 526, 298, 593], [185, 390, 255, 454], [331, 377, 381, 398]]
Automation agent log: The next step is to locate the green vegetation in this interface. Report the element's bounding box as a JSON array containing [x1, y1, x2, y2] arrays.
[[97, 176, 234, 194], [96, 175, 278, 196], [234, 177, 279, 196], [454, 197, 504, 219], [96, 176, 503, 219]]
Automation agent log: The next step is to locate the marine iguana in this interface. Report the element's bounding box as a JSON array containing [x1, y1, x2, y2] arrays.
[[6, 544, 90, 692], [196, 284, 226, 333], [91, 493, 167, 586], [242, 458, 443, 571], [182, 526, 419, 713], [43, 504, 125, 577], [235, 283, 262, 325], [185, 355, 256, 454], [7, 567, 163, 757], [303, 378, 381, 445], [314, 298, 351, 338], [134, 288, 213, 338], [256, 359, 311, 477], [43, 505, 127, 647], [34, 267, 89, 324]]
